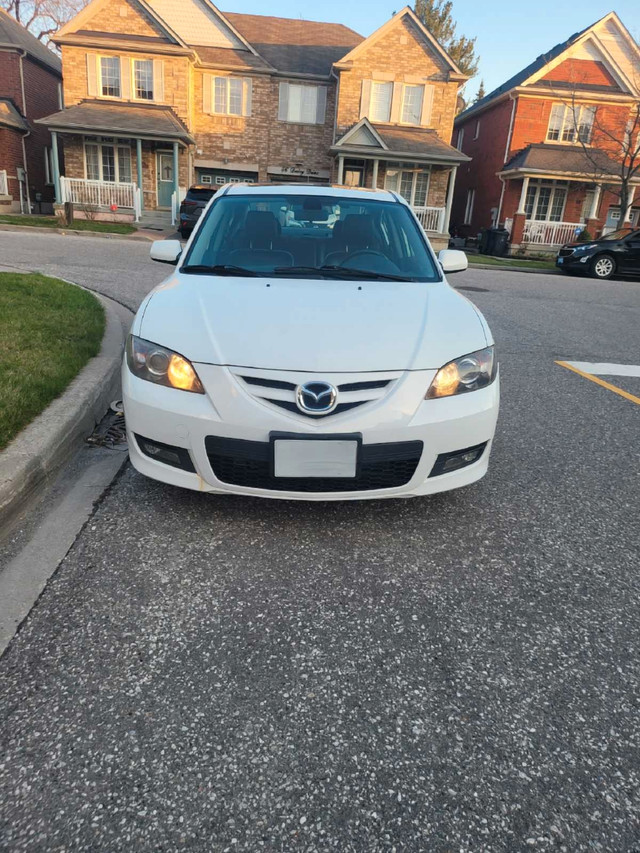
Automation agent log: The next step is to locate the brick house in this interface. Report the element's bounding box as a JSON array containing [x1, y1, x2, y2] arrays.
[[450, 12, 640, 252], [0, 9, 63, 213], [39, 1, 468, 245]]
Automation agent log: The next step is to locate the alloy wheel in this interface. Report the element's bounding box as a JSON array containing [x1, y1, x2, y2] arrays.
[[593, 256, 615, 279]]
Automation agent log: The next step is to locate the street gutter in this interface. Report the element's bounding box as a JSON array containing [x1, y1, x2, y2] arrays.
[[0, 223, 153, 241]]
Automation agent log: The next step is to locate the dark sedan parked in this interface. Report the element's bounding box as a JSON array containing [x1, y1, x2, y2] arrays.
[[179, 185, 217, 238], [556, 228, 640, 279]]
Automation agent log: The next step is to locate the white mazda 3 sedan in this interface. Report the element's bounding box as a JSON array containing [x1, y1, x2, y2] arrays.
[[123, 184, 499, 500]]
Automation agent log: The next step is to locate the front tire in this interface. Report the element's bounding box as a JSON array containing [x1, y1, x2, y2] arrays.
[[591, 254, 616, 280], [179, 227, 190, 240]]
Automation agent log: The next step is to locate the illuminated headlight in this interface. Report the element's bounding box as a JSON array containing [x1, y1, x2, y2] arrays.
[[126, 335, 204, 393], [426, 346, 496, 399]]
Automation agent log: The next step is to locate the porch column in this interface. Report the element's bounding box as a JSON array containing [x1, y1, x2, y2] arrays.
[[172, 141, 179, 200], [371, 158, 379, 189], [442, 165, 457, 234], [136, 138, 144, 211], [589, 184, 602, 220], [516, 176, 530, 215], [337, 155, 344, 185], [623, 186, 636, 225], [51, 130, 61, 204]]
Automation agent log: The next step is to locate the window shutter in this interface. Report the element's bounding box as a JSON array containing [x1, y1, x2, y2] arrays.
[[242, 77, 252, 117], [203, 74, 212, 114], [359, 79, 372, 119], [121, 57, 131, 99], [315, 86, 327, 125], [86, 53, 98, 97], [390, 82, 403, 123], [153, 59, 164, 102], [278, 81, 289, 121], [420, 85, 434, 126]]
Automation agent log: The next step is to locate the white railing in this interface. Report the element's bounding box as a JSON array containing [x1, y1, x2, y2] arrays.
[[523, 220, 583, 246], [60, 176, 137, 209], [413, 206, 446, 233], [170, 186, 187, 226], [0, 170, 8, 196]]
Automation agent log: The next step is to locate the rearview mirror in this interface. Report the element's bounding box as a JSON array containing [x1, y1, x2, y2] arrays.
[[438, 249, 468, 274], [150, 240, 182, 265]]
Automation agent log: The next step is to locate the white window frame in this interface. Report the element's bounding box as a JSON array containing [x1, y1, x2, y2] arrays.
[[400, 83, 424, 126], [464, 188, 475, 225], [212, 76, 243, 116], [369, 80, 393, 123], [83, 137, 132, 184], [473, 120, 480, 140], [546, 102, 596, 144], [524, 180, 568, 222], [44, 147, 54, 185], [384, 162, 431, 207], [98, 55, 121, 99], [281, 83, 323, 125], [200, 175, 213, 184], [132, 58, 154, 101], [457, 127, 464, 149]]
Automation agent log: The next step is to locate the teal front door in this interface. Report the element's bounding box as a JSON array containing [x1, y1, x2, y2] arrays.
[[156, 152, 173, 208]]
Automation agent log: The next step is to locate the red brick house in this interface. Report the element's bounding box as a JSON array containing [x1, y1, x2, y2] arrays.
[[0, 9, 63, 213], [451, 12, 640, 252], [38, 2, 468, 246]]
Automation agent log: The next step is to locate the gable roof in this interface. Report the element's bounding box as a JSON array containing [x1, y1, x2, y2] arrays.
[[457, 11, 640, 123], [222, 12, 362, 76], [0, 8, 62, 74], [55, 0, 186, 45], [500, 142, 628, 180], [335, 6, 465, 79], [333, 118, 470, 164], [0, 98, 29, 131]]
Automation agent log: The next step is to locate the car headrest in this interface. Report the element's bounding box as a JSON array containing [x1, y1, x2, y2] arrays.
[[244, 211, 280, 248], [341, 215, 379, 249]]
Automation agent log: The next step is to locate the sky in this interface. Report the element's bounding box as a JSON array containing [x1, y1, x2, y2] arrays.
[[221, 0, 639, 97]]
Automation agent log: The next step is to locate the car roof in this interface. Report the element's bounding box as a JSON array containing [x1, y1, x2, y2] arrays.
[[221, 183, 400, 203]]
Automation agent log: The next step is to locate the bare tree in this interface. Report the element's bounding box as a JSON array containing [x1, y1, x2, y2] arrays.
[[1, 0, 87, 43]]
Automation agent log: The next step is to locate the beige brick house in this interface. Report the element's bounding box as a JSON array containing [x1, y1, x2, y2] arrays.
[[39, 1, 469, 243]]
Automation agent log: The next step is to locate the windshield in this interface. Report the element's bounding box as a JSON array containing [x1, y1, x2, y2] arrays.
[[182, 193, 441, 281], [600, 228, 634, 241]]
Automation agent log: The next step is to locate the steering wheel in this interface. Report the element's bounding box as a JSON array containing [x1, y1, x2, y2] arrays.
[[341, 250, 401, 274]]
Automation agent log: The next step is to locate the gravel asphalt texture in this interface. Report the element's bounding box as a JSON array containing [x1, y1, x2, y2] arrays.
[[1, 232, 640, 851]]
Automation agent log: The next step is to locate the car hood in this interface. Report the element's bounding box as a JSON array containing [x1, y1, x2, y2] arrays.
[[137, 274, 489, 372]]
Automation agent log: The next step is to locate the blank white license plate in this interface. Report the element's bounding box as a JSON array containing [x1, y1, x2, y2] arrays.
[[273, 439, 358, 478], [557, 257, 564, 264]]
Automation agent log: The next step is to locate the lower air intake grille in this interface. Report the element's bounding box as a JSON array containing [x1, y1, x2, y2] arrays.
[[205, 437, 423, 492]]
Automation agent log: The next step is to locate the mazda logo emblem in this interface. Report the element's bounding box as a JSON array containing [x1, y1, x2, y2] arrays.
[[296, 381, 338, 415]]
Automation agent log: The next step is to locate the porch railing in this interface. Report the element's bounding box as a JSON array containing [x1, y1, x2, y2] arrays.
[[60, 177, 137, 210], [413, 206, 446, 233], [523, 220, 583, 246], [0, 170, 8, 196]]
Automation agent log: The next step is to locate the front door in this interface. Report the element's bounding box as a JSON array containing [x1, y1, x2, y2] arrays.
[[156, 152, 173, 208]]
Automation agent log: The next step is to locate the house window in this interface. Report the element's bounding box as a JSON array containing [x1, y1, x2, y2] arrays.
[[85, 140, 132, 183], [547, 103, 596, 143], [524, 181, 567, 221], [457, 127, 464, 149], [213, 76, 243, 116], [283, 83, 322, 124], [473, 120, 480, 140], [370, 81, 393, 123], [401, 84, 424, 125], [464, 189, 475, 225], [201, 175, 213, 184], [384, 162, 430, 207], [134, 59, 153, 100], [100, 56, 121, 98], [44, 147, 54, 185]]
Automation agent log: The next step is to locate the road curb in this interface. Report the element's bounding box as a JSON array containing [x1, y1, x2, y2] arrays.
[[468, 263, 559, 275], [0, 287, 133, 534], [0, 223, 152, 241]]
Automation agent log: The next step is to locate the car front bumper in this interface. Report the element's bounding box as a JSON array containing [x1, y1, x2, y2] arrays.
[[556, 253, 591, 272], [122, 363, 500, 501]]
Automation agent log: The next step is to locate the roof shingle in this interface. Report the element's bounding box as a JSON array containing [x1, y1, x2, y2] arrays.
[[37, 100, 193, 142], [0, 8, 62, 74], [503, 143, 623, 177]]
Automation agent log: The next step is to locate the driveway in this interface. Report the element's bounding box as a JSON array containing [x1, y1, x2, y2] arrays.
[[1, 231, 640, 851]]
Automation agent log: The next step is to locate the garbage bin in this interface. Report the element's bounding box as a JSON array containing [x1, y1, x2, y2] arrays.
[[491, 228, 509, 257], [478, 228, 493, 255]]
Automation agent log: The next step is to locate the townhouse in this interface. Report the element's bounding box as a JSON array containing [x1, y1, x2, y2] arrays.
[[39, 1, 469, 246], [451, 12, 640, 252], [0, 9, 63, 213]]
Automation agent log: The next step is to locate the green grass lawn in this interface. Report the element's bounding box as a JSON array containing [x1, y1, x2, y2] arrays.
[[468, 254, 557, 270], [0, 273, 105, 451], [0, 214, 135, 235]]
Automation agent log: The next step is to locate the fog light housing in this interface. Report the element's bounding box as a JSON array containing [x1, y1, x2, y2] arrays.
[[135, 434, 196, 472], [429, 442, 487, 477]]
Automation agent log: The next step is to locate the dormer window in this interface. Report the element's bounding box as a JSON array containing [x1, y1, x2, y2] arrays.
[[547, 103, 596, 144]]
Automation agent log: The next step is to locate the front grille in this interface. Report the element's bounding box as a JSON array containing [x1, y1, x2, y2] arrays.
[[559, 248, 575, 257], [265, 399, 364, 416], [205, 437, 423, 492]]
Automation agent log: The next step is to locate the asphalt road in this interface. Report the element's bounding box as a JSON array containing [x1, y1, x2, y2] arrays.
[[1, 231, 640, 852]]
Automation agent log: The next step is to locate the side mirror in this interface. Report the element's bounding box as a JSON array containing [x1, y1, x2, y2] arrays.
[[150, 239, 182, 265], [438, 249, 468, 274]]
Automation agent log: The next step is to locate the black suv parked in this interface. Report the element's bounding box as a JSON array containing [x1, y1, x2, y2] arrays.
[[179, 186, 217, 238], [556, 228, 640, 279]]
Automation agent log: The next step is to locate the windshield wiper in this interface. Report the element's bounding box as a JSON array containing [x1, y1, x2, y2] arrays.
[[181, 264, 262, 277], [273, 265, 411, 281]]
